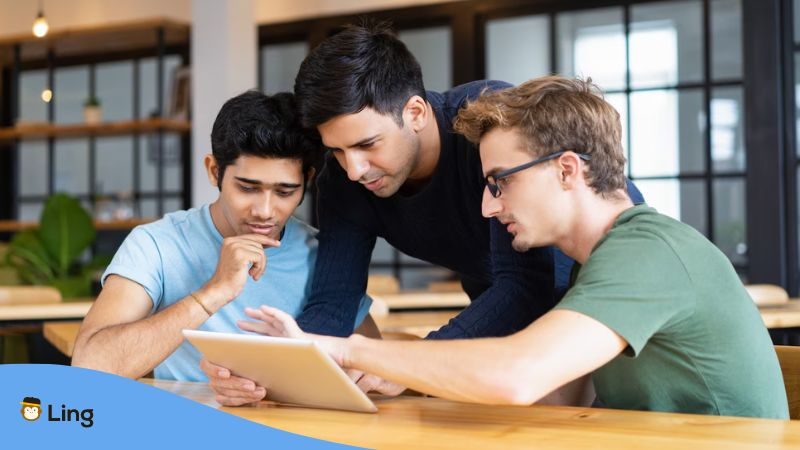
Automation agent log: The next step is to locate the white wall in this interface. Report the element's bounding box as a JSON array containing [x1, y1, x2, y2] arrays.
[[191, 0, 257, 207]]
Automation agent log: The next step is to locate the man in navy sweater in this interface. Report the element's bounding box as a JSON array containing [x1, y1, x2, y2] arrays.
[[291, 22, 641, 342], [203, 22, 642, 404]]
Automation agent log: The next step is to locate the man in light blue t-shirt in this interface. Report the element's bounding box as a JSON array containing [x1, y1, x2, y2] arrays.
[[72, 91, 373, 392]]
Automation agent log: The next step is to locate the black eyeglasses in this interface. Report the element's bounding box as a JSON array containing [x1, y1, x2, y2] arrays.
[[485, 150, 591, 198]]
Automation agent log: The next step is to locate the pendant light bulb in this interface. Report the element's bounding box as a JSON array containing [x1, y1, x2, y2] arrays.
[[32, 11, 49, 38]]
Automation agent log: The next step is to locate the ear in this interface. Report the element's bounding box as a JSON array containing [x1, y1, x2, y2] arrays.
[[204, 154, 220, 188], [297, 166, 317, 208], [556, 151, 585, 191], [403, 95, 429, 133]]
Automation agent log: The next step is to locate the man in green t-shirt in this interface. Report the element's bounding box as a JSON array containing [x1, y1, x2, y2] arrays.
[[232, 76, 788, 418]]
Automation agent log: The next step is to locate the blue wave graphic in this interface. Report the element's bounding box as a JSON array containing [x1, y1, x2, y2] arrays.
[[2, 364, 363, 449]]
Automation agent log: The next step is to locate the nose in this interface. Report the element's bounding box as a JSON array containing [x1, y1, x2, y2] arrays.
[[342, 150, 370, 182], [481, 186, 503, 218], [251, 191, 275, 220]]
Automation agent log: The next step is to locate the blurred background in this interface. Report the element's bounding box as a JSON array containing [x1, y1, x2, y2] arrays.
[[0, 0, 790, 295]]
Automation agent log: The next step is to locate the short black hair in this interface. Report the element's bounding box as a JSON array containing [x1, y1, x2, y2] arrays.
[[210, 90, 321, 190], [294, 20, 426, 129]]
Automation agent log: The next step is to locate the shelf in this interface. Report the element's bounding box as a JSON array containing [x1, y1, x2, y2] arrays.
[[0, 218, 155, 233], [0, 18, 189, 66], [0, 118, 190, 142]]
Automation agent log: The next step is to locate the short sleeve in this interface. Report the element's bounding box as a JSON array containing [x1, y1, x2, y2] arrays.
[[102, 226, 164, 313], [554, 229, 695, 357]]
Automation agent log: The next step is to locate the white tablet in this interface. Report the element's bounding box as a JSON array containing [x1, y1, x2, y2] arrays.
[[182, 329, 378, 413]]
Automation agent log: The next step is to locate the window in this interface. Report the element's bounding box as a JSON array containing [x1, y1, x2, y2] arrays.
[[793, 0, 800, 286], [398, 26, 453, 92], [14, 54, 187, 221], [486, 15, 550, 85], [260, 41, 308, 94], [486, 0, 745, 270]]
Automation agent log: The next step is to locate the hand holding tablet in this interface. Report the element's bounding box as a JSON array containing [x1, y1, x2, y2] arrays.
[[199, 358, 267, 406]]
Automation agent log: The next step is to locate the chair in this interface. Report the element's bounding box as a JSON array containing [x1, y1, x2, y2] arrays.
[[744, 284, 789, 307], [775, 345, 800, 419], [0, 286, 63, 364], [0, 286, 62, 306]]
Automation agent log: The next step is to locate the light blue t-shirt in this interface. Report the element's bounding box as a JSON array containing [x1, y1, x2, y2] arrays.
[[102, 204, 372, 381]]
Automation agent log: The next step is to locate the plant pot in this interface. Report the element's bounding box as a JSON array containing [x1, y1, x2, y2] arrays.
[[83, 105, 102, 124]]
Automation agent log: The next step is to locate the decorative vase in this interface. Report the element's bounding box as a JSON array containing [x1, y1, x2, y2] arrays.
[[83, 105, 102, 124]]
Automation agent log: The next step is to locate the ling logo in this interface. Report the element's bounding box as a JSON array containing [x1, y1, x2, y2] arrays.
[[19, 396, 94, 428], [20, 397, 42, 421]]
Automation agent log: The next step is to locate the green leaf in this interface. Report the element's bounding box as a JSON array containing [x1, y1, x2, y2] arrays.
[[5, 230, 57, 282], [38, 193, 96, 277], [86, 252, 113, 270], [15, 265, 50, 285], [50, 276, 92, 298]]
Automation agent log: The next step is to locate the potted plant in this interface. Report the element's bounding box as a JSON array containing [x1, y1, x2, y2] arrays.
[[4, 194, 109, 298], [83, 96, 102, 124]]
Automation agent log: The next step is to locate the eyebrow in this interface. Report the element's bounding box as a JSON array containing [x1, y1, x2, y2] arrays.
[[348, 134, 380, 149], [234, 176, 302, 189], [323, 134, 380, 152]]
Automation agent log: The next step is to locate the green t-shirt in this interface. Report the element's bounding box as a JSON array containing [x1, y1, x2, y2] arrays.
[[554, 204, 788, 419]]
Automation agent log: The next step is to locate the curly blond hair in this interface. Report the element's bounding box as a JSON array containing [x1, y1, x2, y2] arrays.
[[454, 76, 627, 196]]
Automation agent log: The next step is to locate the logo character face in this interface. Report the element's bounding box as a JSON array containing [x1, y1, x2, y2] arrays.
[[22, 406, 40, 421], [20, 397, 42, 421]]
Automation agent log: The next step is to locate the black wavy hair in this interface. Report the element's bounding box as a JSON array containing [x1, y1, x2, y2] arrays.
[[294, 19, 426, 129], [210, 90, 322, 190]]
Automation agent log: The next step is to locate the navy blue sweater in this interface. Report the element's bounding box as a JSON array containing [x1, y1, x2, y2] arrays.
[[296, 80, 644, 338]]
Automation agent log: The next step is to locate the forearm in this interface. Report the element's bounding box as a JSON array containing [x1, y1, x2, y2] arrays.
[[343, 310, 624, 406], [296, 233, 375, 336], [344, 333, 550, 405], [72, 296, 210, 378]]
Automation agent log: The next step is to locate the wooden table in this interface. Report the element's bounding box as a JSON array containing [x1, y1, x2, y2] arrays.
[[375, 310, 460, 337], [0, 299, 93, 321], [373, 292, 470, 310], [40, 312, 462, 357], [39, 301, 800, 357], [762, 302, 800, 329], [379, 301, 800, 337], [141, 378, 800, 449], [42, 321, 82, 357]]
